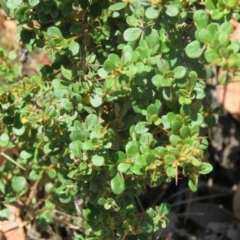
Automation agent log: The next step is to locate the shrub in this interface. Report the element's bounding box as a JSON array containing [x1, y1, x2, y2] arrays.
[[1, 0, 239, 238]]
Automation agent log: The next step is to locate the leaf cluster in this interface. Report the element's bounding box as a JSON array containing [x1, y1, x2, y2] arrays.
[[1, 0, 238, 238]]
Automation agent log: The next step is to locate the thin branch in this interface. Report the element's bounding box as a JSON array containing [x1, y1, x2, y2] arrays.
[[0, 152, 26, 171]]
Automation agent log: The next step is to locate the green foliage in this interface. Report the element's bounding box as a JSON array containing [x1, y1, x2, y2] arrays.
[[0, 0, 238, 238], [0, 47, 20, 82]]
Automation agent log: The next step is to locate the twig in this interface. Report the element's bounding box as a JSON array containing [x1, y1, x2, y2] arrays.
[[0, 152, 26, 171], [25, 180, 40, 206], [135, 195, 145, 212]]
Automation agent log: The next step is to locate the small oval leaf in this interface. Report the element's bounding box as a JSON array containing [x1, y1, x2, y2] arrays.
[[185, 40, 202, 59], [124, 28, 142, 42], [109, 2, 127, 11], [111, 172, 125, 194], [11, 176, 27, 192]]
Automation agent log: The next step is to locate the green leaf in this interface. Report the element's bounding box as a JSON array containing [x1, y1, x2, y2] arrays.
[[204, 48, 219, 63], [193, 10, 209, 29], [59, 193, 72, 204], [47, 26, 63, 39], [61, 65, 72, 80], [166, 166, 176, 177], [92, 155, 105, 166], [98, 68, 108, 78], [197, 29, 212, 44], [200, 138, 209, 150], [11, 176, 27, 192], [188, 178, 198, 192], [103, 59, 115, 72], [124, 28, 142, 42], [0, 180, 5, 194], [12, 123, 25, 136], [180, 105, 190, 116], [6, 1, 18, 9], [52, 79, 68, 98], [180, 126, 190, 139], [118, 163, 131, 173], [167, 112, 175, 123], [12, 0, 22, 6], [218, 72, 230, 84], [0, 208, 10, 220], [130, 165, 144, 175], [85, 114, 98, 130], [104, 201, 112, 210], [157, 59, 170, 73], [82, 208, 95, 221], [98, 198, 106, 205], [70, 122, 89, 141], [194, 88, 205, 99], [111, 173, 125, 194], [135, 122, 149, 134], [109, 2, 127, 11], [169, 135, 181, 145], [152, 74, 163, 88], [126, 144, 139, 156], [219, 22, 234, 35], [190, 113, 204, 125], [137, 0, 151, 6], [147, 104, 159, 116], [127, 15, 140, 27], [47, 169, 57, 179], [29, 170, 42, 181], [61, 3, 72, 17], [136, 62, 145, 73], [69, 140, 82, 157], [227, 39, 240, 53], [192, 159, 203, 168], [164, 154, 176, 164], [135, 155, 147, 167], [45, 183, 54, 193], [129, 127, 137, 141], [28, 0, 39, 7], [108, 53, 121, 65], [218, 32, 230, 46], [198, 162, 213, 174], [166, 4, 179, 17], [172, 121, 182, 134], [161, 115, 171, 129], [63, 100, 73, 111], [115, 151, 126, 162], [50, 5, 59, 18], [158, 202, 170, 215], [90, 94, 102, 108], [3, 116, 14, 125], [123, 51, 132, 64], [0, 133, 9, 142], [20, 150, 32, 160], [68, 41, 80, 55], [126, 65, 138, 77], [185, 40, 202, 58], [173, 66, 187, 79], [14, 6, 29, 22], [139, 133, 154, 145], [160, 77, 172, 87], [145, 6, 160, 19], [211, 9, 223, 20], [205, 0, 217, 10], [179, 96, 192, 105]]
